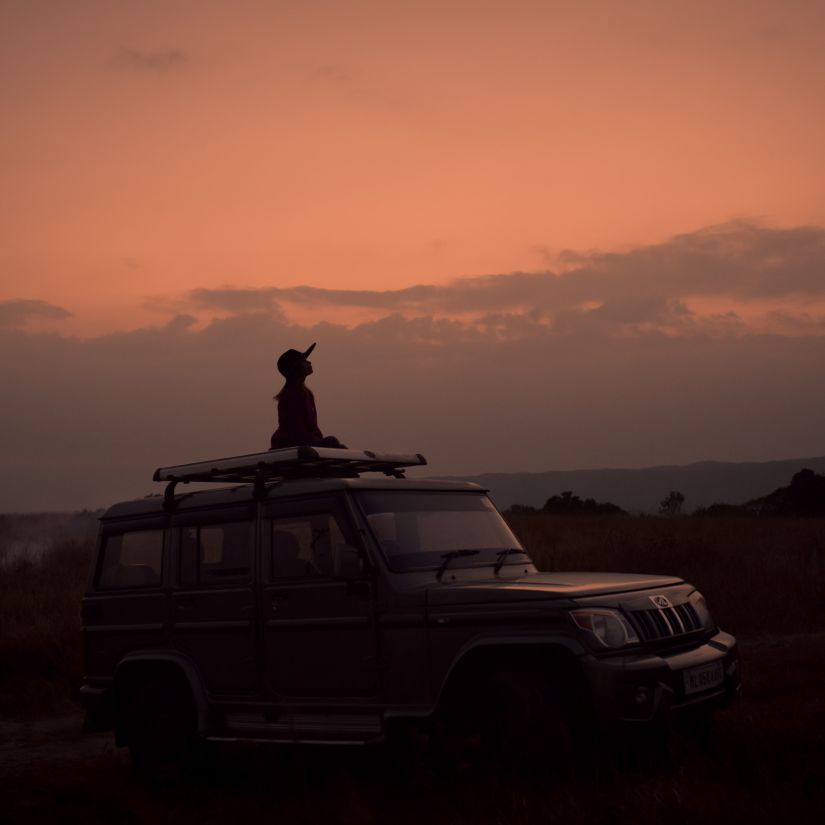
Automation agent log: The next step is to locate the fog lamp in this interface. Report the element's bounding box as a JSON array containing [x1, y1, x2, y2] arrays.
[[634, 686, 651, 706]]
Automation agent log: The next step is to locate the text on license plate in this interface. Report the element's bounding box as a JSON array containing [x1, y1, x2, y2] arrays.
[[683, 661, 724, 695]]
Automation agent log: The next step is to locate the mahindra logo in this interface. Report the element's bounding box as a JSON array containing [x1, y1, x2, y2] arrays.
[[650, 594, 672, 609]]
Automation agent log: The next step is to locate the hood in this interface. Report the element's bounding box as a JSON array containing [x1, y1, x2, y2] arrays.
[[426, 570, 684, 607]]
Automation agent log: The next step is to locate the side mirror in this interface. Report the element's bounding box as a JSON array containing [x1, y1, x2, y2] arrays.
[[332, 544, 364, 580]]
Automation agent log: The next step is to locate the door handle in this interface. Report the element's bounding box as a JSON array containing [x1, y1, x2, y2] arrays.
[[176, 599, 193, 611], [346, 580, 371, 598]]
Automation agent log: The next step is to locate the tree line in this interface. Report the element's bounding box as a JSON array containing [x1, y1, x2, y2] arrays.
[[504, 469, 825, 517]]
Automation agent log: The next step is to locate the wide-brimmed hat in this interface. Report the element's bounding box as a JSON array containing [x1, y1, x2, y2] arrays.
[[277, 342, 316, 377]]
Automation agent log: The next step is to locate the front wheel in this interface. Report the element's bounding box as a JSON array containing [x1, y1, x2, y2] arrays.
[[480, 669, 573, 779]]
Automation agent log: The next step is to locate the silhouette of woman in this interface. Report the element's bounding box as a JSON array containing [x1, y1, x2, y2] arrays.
[[269, 343, 346, 450]]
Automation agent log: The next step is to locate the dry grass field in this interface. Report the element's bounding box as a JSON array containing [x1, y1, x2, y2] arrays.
[[1, 512, 824, 824], [506, 512, 825, 637]]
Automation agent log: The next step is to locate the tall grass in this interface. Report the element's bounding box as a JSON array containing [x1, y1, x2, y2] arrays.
[[0, 520, 95, 714], [507, 513, 825, 636], [1, 513, 824, 713], [0, 511, 99, 565]]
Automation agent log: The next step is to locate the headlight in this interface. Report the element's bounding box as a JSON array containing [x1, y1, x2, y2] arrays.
[[689, 591, 715, 629], [569, 608, 640, 649]]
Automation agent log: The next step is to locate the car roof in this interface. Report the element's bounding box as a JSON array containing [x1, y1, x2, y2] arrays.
[[102, 477, 487, 521]]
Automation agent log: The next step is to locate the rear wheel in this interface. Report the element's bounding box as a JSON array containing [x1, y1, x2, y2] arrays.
[[375, 721, 420, 781], [480, 669, 573, 780], [126, 677, 195, 783]]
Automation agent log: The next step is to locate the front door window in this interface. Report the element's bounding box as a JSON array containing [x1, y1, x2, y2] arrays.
[[269, 512, 347, 581], [261, 498, 376, 696]]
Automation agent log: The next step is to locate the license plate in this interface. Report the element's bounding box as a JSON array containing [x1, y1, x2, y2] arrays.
[[683, 661, 724, 695]]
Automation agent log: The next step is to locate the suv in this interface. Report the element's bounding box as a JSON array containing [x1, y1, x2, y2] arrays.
[[81, 447, 740, 775]]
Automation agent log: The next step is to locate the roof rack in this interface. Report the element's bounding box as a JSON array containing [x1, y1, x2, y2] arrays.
[[154, 447, 427, 509]]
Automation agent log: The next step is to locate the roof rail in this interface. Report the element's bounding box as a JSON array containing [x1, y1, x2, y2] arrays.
[[154, 446, 427, 486]]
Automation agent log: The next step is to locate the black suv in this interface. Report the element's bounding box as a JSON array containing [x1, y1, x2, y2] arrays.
[[81, 447, 740, 774]]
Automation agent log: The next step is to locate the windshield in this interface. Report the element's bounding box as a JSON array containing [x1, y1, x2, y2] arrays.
[[355, 491, 529, 573]]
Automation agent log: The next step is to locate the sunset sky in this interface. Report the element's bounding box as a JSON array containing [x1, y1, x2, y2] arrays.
[[2, 0, 825, 510]]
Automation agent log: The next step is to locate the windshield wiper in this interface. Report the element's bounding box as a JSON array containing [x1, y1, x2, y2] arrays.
[[436, 549, 480, 580], [493, 548, 525, 575]]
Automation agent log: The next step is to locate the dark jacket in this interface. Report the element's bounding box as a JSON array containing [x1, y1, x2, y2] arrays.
[[270, 383, 324, 449]]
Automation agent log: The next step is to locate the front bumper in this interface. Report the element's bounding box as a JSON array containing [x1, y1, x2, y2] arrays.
[[580, 629, 740, 725]]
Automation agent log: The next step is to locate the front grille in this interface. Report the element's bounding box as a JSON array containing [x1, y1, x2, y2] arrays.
[[631, 602, 702, 641]]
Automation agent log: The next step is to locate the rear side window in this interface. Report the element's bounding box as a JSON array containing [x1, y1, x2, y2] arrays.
[[97, 530, 164, 590], [179, 521, 254, 586]]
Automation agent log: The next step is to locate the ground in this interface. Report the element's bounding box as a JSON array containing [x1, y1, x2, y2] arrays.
[[2, 513, 824, 823], [1, 633, 823, 825]]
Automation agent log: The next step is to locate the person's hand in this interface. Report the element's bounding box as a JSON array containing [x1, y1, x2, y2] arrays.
[[321, 435, 347, 448]]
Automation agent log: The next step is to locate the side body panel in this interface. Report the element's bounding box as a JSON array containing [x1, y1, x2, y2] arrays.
[[82, 516, 170, 684], [260, 495, 379, 698], [168, 504, 259, 695]]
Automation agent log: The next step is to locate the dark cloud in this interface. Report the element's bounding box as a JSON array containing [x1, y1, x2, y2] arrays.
[[581, 221, 825, 301], [113, 48, 189, 73], [0, 299, 71, 328], [187, 284, 442, 312], [3, 304, 825, 512], [4, 222, 825, 511], [183, 291, 290, 323], [188, 288, 279, 312], [312, 64, 351, 84], [184, 222, 825, 335], [309, 61, 408, 112]]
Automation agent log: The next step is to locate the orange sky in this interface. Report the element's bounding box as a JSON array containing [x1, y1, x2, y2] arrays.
[[2, 0, 825, 336]]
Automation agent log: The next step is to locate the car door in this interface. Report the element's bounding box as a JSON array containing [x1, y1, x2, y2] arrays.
[[260, 496, 378, 696], [169, 504, 258, 695], [83, 518, 169, 680]]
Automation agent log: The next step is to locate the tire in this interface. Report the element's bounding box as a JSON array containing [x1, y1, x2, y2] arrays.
[[480, 669, 573, 780], [379, 722, 419, 781], [126, 677, 195, 783]]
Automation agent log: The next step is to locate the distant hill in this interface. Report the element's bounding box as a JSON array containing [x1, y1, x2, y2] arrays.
[[442, 456, 825, 513]]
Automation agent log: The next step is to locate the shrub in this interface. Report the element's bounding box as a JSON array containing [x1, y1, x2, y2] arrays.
[[0, 536, 94, 714]]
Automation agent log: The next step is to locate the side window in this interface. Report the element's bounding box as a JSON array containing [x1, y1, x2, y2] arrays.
[[97, 529, 164, 590], [269, 511, 348, 581], [179, 521, 254, 586]]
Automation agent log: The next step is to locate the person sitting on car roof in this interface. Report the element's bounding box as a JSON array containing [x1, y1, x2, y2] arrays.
[[269, 343, 347, 450]]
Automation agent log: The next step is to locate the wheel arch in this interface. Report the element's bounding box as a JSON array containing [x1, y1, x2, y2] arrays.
[[113, 652, 209, 746], [434, 636, 587, 727]]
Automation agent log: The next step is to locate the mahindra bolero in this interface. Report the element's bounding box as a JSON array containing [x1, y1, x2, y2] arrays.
[[80, 447, 740, 775]]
